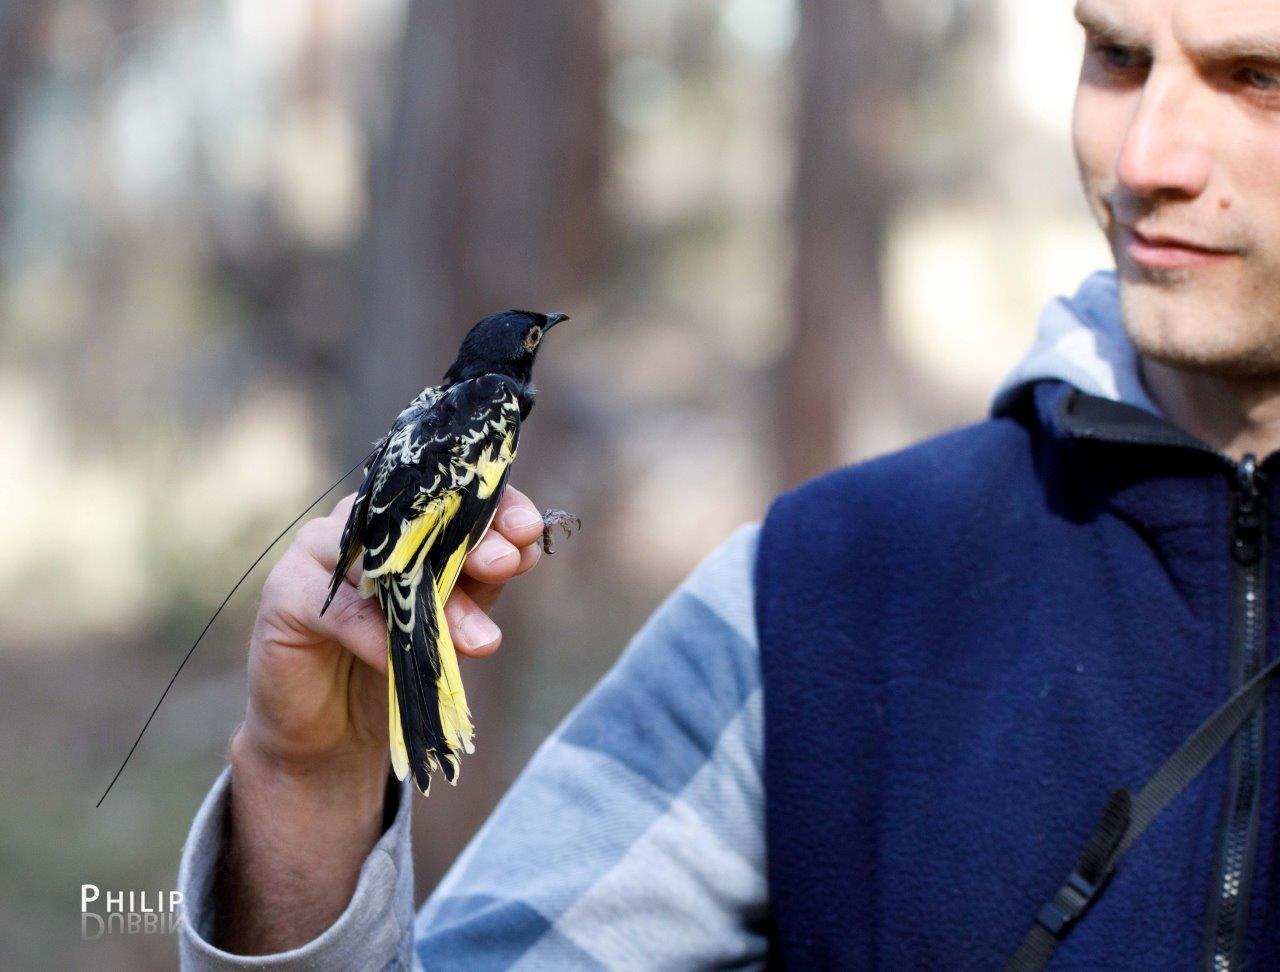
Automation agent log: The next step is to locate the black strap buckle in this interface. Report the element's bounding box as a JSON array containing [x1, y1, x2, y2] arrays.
[[1008, 655, 1280, 971], [1031, 787, 1131, 941], [1035, 869, 1107, 937]]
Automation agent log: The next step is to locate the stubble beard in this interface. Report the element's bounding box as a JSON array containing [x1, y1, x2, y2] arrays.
[[1102, 198, 1280, 379], [1118, 268, 1280, 380]]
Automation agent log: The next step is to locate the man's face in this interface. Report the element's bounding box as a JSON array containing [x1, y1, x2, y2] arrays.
[[1073, 0, 1280, 376]]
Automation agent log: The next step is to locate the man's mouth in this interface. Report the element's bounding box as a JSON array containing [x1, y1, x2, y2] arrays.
[[1122, 224, 1241, 270]]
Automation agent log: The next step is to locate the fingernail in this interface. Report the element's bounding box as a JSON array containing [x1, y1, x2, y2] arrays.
[[460, 613, 500, 649], [502, 509, 543, 532]]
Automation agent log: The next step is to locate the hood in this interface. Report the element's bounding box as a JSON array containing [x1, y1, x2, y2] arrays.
[[990, 269, 1161, 419]]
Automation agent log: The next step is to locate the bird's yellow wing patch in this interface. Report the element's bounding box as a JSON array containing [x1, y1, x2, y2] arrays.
[[432, 430, 514, 602], [370, 491, 462, 578], [475, 430, 516, 500]]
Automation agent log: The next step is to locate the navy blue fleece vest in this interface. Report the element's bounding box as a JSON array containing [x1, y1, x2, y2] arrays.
[[756, 381, 1280, 970]]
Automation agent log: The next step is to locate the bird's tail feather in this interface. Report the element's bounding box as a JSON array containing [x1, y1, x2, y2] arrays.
[[430, 557, 475, 761], [386, 647, 409, 782], [380, 565, 473, 795]]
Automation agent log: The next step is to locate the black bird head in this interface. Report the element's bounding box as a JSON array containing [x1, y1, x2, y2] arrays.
[[442, 309, 569, 411]]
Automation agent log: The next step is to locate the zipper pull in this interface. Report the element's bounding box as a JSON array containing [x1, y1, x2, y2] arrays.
[[1233, 454, 1262, 566]]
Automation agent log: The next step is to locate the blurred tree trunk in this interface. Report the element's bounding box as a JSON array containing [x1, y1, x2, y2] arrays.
[[781, 0, 910, 486], [0, 3, 45, 130], [0, 2, 49, 227], [356, 0, 606, 898], [357, 0, 605, 429]]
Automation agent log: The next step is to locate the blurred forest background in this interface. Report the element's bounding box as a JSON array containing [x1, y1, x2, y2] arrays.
[[0, 0, 1110, 966]]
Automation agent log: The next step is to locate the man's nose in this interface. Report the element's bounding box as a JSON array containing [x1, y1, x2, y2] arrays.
[[1115, 73, 1212, 200]]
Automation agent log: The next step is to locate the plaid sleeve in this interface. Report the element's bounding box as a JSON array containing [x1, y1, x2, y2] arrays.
[[177, 525, 764, 971], [413, 523, 767, 970]]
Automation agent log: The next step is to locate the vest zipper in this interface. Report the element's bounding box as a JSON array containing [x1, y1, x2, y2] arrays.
[[1204, 454, 1267, 972]]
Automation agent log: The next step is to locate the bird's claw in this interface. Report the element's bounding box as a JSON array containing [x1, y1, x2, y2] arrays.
[[541, 508, 581, 554]]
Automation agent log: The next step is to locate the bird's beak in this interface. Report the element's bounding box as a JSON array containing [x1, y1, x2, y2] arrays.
[[545, 312, 570, 329]]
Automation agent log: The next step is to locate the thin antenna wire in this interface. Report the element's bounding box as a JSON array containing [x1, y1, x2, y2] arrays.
[[95, 450, 374, 808]]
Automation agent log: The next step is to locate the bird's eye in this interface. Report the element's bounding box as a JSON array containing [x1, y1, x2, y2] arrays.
[[523, 327, 543, 352]]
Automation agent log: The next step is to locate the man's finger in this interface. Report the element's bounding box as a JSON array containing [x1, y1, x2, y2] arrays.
[[460, 539, 542, 611], [514, 539, 542, 576], [297, 514, 362, 584], [329, 491, 357, 521], [463, 536, 542, 585], [293, 564, 387, 672], [444, 587, 503, 658], [458, 575, 502, 614], [296, 516, 343, 571], [464, 533, 522, 584], [492, 486, 545, 548]]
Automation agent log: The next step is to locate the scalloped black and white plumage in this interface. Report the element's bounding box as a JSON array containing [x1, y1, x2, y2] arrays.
[[322, 309, 568, 795]]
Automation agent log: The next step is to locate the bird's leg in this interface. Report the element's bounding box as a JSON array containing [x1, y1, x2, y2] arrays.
[[541, 508, 581, 554]]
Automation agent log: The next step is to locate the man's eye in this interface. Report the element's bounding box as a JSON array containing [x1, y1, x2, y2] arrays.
[[1238, 66, 1280, 91], [1096, 44, 1146, 71]]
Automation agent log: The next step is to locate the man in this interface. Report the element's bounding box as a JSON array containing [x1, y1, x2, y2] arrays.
[[177, 0, 1280, 967]]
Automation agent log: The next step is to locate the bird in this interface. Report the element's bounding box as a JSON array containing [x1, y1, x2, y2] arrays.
[[321, 309, 578, 795]]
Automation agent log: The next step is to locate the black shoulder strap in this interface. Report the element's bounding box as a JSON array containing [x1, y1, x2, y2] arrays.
[[1006, 653, 1280, 971]]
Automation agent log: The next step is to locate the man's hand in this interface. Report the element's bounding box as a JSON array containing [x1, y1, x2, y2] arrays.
[[215, 486, 546, 955]]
